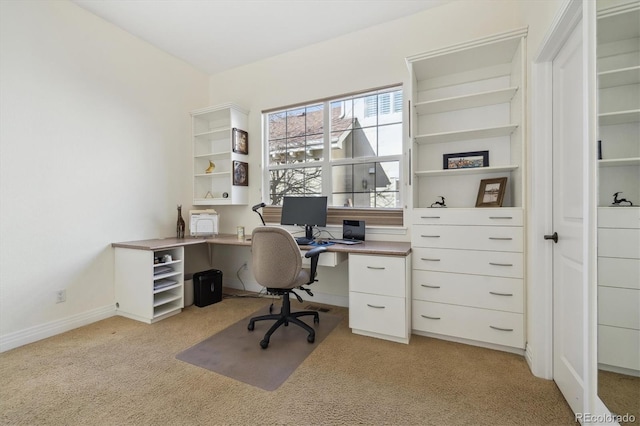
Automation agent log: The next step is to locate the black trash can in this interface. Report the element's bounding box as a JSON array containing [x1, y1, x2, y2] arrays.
[[193, 269, 223, 307]]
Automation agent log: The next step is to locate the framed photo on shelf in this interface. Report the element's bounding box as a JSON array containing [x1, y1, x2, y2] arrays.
[[233, 161, 248, 186], [232, 128, 248, 155], [476, 177, 507, 207], [443, 150, 489, 170]]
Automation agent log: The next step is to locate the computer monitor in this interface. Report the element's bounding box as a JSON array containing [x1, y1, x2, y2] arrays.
[[280, 196, 328, 241]]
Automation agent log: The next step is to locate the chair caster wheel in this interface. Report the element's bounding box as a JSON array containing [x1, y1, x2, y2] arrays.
[[307, 335, 315, 344], [248, 323, 254, 331], [260, 339, 269, 349], [269, 303, 273, 313]]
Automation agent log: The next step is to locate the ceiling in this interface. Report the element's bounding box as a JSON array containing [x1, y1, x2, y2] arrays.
[[73, 0, 449, 75]]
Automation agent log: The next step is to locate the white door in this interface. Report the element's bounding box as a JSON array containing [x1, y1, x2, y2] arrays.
[[551, 18, 587, 415]]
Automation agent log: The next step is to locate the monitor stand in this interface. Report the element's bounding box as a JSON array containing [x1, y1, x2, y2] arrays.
[[304, 225, 314, 241]]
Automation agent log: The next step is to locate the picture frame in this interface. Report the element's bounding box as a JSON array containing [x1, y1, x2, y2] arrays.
[[232, 128, 248, 155], [476, 177, 507, 207], [232, 161, 248, 186], [443, 150, 489, 170]]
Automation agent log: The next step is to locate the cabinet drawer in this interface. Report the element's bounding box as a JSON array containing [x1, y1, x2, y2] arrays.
[[413, 270, 523, 313], [598, 228, 640, 259], [598, 257, 640, 289], [412, 225, 523, 252], [413, 208, 523, 226], [349, 292, 406, 338], [348, 254, 406, 297], [599, 207, 640, 229], [598, 286, 640, 330], [413, 247, 523, 278], [412, 300, 524, 348], [598, 325, 640, 371]]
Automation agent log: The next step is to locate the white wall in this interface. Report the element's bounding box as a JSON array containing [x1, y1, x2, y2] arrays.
[[205, 0, 564, 306], [0, 1, 208, 351]]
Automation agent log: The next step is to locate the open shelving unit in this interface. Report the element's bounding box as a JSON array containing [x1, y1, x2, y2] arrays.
[[191, 104, 249, 205]]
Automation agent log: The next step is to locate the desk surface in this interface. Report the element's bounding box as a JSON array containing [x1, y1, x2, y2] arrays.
[[112, 234, 411, 256]]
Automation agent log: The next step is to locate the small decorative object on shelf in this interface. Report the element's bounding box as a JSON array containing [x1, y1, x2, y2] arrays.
[[598, 140, 602, 160], [176, 204, 186, 238], [222, 192, 229, 198], [205, 160, 215, 174], [204, 191, 214, 199], [233, 161, 248, 186], [232, 128, 248, 155], [443, 151, 489, 170], [430, 196, 447, 208], [612, 192, 634, 206], [476, 177, 507, 207]]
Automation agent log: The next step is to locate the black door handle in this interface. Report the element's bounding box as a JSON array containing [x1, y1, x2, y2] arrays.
[[544, 232, 558, 243]]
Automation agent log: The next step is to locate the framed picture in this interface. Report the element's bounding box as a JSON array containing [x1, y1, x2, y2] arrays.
[[232, 128, 248, 155], [443, 150, 489, 169], [233, 161, 248, 186], [476, 177, 507, 207]]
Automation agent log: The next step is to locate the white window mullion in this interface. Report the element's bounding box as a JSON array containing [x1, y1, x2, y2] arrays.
[[322, 100, 332, 197]]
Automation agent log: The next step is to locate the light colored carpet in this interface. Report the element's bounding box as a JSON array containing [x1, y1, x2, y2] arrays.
[[0, 293, 576, 425], [176, 305, 341, 391]]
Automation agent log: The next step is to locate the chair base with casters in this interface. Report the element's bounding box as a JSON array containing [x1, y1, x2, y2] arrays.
[[247, 288, 319, 349]]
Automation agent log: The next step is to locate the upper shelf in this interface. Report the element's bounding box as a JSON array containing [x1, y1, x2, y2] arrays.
[[415, 87, 518, 115], [414, 165, 519, 177], [599, 109, 640, 126], [414, 124, 518, 145], [193, 127, 231, 138], [598, 66, 640, 89]]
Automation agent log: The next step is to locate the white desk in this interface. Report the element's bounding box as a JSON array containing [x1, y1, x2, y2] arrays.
[[112, 235, 412, 343]]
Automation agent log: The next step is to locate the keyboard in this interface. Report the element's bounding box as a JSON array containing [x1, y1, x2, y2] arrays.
[[329, 239, 363, 245]]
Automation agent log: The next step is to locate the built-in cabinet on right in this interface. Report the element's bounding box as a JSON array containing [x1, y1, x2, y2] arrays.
[[406, 28, 527, 353], [596, 1, 640, 379]]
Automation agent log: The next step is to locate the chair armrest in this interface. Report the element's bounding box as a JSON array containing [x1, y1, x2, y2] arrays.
[[304, 246, 327, 284], [304, 246, 327, 258]]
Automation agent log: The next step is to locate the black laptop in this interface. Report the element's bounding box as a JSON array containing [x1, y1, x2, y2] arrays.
[[331, 220, 365, 244]]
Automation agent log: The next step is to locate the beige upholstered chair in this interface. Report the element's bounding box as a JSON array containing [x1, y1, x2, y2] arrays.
[[247, 226, 327, 349]]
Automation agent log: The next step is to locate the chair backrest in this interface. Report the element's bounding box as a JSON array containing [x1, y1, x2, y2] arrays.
[[251, 226, 302, 289]]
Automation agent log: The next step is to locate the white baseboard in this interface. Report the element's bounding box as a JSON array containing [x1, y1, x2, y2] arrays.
[[0, 305, 115, 353]]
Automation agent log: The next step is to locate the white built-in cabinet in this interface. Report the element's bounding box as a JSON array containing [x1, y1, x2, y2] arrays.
[[406, 28, 527, 352], [596, 2, 640, 375], [191, 104, 249, 205], [114, 246, 184, 323], [348, 254, 411, 344], [597, 208, 640, 373]]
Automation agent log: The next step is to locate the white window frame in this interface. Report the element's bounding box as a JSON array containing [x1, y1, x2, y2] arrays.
[[262, 85, 404, 210]]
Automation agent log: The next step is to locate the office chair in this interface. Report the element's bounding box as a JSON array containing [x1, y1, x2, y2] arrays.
[[247, 226, 327, 349]]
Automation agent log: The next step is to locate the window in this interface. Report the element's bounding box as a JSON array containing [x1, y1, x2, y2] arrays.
[[265, 86, 403, 212]]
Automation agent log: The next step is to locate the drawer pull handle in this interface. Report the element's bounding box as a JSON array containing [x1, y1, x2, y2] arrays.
[[421, 216, 441, 219], [489, 291, 513, 297], [489, 262, 513, 267], [366, 304, 385, 309], [421, 235, 441, 238], [490, 325, 514, 332], [489, 216, 513, 220], [366, 266, 386, 270], [421, 284, 441, 289], [489, 237, 513, 241], [421, 258, 441, 262], [421, 315, 441, 320]]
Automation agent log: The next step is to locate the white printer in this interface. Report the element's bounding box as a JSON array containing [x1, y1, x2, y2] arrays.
[[189, 209, 219, 237]]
